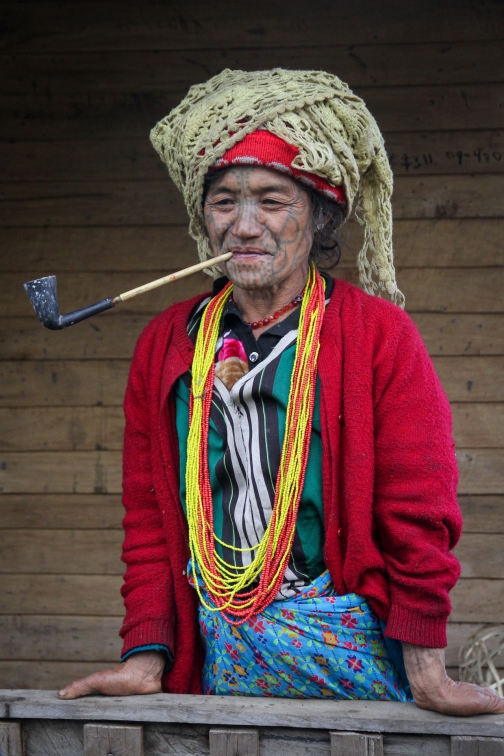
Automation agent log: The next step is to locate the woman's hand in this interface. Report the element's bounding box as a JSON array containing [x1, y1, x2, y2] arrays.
[[403, 642, 504, 716], [58, 650, 165, 700]]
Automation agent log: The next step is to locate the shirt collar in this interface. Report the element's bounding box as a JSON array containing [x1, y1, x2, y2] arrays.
[[214, 271, 334, 339]]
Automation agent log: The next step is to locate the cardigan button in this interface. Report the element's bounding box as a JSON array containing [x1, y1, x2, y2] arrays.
[[337, 527, 343, 538], [338, 414, 344, 425], [182, 570, 186, 575]]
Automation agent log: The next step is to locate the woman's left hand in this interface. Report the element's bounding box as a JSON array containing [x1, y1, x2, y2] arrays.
[[402, 642, 504, 716], [58, 650, 165, 699]]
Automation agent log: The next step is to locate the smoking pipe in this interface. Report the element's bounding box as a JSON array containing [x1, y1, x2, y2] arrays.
[[23, 252, 233, 330]]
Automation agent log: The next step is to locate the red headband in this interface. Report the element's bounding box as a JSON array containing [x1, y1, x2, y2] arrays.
[[211, 130, 346, 206]]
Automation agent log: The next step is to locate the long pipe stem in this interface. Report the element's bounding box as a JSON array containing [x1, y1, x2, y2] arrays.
[[113, 252, 233, 304]]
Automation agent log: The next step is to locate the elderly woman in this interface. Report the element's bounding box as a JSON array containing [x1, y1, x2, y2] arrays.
[[59, 69, 503, 715]]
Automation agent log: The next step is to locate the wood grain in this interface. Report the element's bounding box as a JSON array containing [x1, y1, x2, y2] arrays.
[[0, 583, 497, 663], [455, 534, 504, 578], [0, 180, 189, 227], [4, 132, 504, 183], [5, 689, 504, 737], [2, 717, 450, 756], [398, 269, 504, 314], [0, 225, 199, 272], [0, 574, 123, 615], [2, 83, 503, 141], [0, 529, 123, 574], [2, 313, 504, 362], [1, 447, 501, 494], [451, 737, 504, 756], [22, 719, 84, 756], [0, 527, 500, 579], [7, 267, 504, 318], [209, 729, 259, 756], [457, 450, 504, 494], [0, 494, 123, 528], [0, 360, 130, 407], [445, 624, 497, 668], [2, 0, 503, 51], [391, 219, 504, 268], [0, 720, 471, 756], [0, 617, 495, 673], [0, 493, 497, 531], [4, 44, 504, 96], [0, 660, 117, 690], [450, 580, 504, 623], [143, 723, 212, 756], [6, 270, 211, 317], [0, 722, 23, 756], [330, 732, 383, 756], [387, 131, 504, 176], [392, 175, 504, 221], [0, 315, 153, 360], [384, 734, 450, 755], [84, 724, 144, 756], [1, 356, 502, 409], [451, 404, 504, 447], [459, 496, 504, 533], [0, 614, 122, 661], [411, 315, 504, 357], [2, 175, 504, 227], [2, 0, 504, 689], [0, 406, 124, 451], [433, 358, 504, 402], [1, 402, 502, 452], [2, 219, 503, 272], [361, 84, 504, 133], [0, 451, 122, 493]]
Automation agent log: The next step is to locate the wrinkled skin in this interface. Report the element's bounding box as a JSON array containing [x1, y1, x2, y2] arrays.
[[58, 651, 164, 699], [59, 167, 504, 715], [403, 644, 504, 715], [57, 645, 504, 715], [203, 165, 315, 335]]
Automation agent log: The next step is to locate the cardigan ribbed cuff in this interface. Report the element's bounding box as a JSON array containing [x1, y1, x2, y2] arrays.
[[384, 605, 448, 648], [120, 619, 174, 659]]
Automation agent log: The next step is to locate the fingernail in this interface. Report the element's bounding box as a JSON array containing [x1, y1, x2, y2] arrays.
[[58, 690, 67, 697]]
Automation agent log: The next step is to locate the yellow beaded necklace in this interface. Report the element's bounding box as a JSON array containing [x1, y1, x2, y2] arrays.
[[186, 264, 325, 624]]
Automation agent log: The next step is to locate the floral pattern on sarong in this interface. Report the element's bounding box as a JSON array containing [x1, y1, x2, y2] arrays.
[[188, 564, 411, 700]]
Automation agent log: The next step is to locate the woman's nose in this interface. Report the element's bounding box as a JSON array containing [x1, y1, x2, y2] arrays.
[[230, 202, 263, 239]]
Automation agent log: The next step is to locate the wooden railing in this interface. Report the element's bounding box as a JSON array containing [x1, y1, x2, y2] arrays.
[[1, 690, 504, 755]]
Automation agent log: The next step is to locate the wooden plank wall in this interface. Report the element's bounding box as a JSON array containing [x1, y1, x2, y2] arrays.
[[0, 0, 503, 689]]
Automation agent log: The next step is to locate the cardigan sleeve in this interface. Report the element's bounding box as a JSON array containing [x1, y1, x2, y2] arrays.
[[372, 310, 462, 648], [118, 331, 175, 659]]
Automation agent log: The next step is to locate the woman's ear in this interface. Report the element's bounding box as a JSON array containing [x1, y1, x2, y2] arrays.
[[315, 213, 331, 231]]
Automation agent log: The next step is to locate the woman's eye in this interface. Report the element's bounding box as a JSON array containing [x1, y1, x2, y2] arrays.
[[214, 199, 234, 207]]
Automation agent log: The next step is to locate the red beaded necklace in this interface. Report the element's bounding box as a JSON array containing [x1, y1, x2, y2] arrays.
[[230, 291, 304, 330]]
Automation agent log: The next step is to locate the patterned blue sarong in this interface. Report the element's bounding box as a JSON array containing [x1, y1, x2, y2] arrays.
[[190, 565, 411, 700]]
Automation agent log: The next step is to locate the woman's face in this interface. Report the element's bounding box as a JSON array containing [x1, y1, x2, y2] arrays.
[[204, 166, 313, 290]]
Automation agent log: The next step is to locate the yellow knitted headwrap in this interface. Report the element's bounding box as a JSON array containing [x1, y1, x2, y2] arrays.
[[150, 68, 405, 307]]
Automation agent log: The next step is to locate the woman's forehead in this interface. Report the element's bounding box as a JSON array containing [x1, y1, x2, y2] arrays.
[[206, 165, 303, 195]]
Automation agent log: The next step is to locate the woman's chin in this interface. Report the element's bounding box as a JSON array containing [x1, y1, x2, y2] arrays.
[[224, 257, 274, 289]]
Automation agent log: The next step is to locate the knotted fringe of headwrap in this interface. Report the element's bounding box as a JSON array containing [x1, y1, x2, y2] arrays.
[[150, 68, 405, 308]]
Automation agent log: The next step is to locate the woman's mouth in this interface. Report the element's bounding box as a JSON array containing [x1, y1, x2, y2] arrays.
[[229, 248, 269, 260]]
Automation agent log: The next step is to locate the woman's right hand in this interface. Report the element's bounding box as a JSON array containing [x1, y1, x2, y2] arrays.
[[58, 650, 165, 699]]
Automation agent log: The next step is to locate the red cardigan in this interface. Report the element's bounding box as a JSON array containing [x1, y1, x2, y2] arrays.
[[119, 279, 462, 694]]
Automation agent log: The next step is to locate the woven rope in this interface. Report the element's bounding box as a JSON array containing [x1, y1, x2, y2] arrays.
[[459, 625, 504, 696], [150, 68, 405, 308]]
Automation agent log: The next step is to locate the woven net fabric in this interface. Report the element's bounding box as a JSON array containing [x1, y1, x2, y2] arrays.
[[150, 68, 404, 307]]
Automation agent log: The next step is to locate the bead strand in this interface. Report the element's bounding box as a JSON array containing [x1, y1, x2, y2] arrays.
[[230, 293, 304, 330], [185, 265, 325, 624]]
